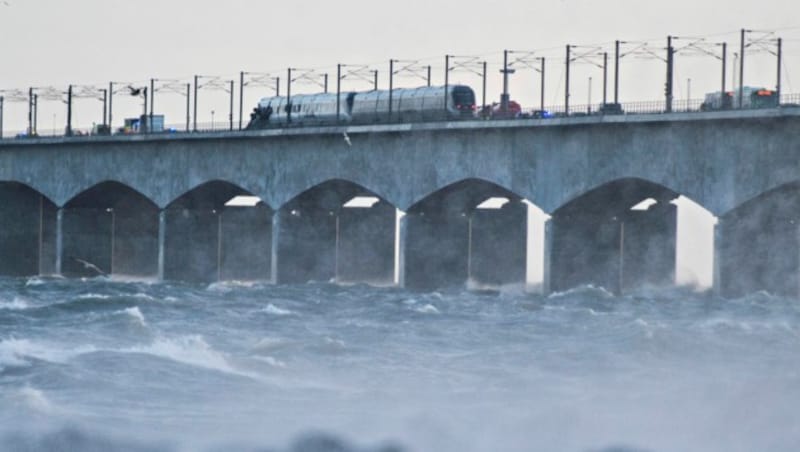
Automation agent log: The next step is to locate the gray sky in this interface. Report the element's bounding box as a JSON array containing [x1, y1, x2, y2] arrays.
[[2, 0, 799, 131]]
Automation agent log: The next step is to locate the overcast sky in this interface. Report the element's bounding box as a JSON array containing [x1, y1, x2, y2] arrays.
[[2, 0, 799, 131]]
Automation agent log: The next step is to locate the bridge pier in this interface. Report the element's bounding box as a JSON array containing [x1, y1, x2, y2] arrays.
[[0, 186, 56, 276], [402, 209, 470, 290], [548, 199, 677, 294], [337, 202, 395, 284], [715, 186, 800, 298]]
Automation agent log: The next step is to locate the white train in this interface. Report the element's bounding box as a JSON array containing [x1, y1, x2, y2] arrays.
[[246, 85, 476, 128]]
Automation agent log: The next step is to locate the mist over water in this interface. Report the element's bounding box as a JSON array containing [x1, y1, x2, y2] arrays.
[[0, 277, 798, 452]]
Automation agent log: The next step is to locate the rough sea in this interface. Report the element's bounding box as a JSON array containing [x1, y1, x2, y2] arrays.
[[0, 277, 798, 452]]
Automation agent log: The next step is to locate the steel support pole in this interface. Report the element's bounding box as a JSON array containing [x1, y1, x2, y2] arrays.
[[540, 57, 546, 112], [482, 61, 487, 112], [777, 37, 782, 101], [142, 87, 148, 133], [150, 78, 154, 119], [102, 89, 107, 127], [28, 88, 33, 135], [389, 59, 394, 117], [193, 75, 198, 131], [336, 64, 341, 122], [373, 70, 378, 91], [614, 40, 620, 104], [444, 55, 450, 112], [229, 80, 234, 131], [666, 36, 674, 113], [722, 43, 727, 101], [108, 82, 114, 131], [565, 45, 571, 115], [33, 94, 38, 135], [66, 85, 73, 136], [324, 73, 328, 93], [0, 96, 3, 139], [603, 52, 608, 105], [739, 29, 745, 108], [287, 68, 292, 123], [427, 65, 431, 86], [501, 50, 509, 110], [275, 77, 280, 96], [185, 84, 190, 132], [239, 71, 244, 130]]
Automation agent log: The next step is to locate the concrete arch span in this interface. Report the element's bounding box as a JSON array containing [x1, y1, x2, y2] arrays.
[[273, 179, 397, 285], [402, 178, 538, 290], [164, 180, 273, 283]]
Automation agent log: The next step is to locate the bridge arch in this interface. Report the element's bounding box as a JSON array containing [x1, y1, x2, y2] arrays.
[[273, 179, 397, 285], [402, 178, 542, 290], [164, 180, 272, 283], [0, 182, 57, 276], [548, 177, 715, 293], [60, 181, 159, 277]]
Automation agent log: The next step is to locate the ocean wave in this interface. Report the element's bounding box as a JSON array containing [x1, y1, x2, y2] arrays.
[[263, 303, 294, 316], [0, 296, 30, 310], [0, 338, 96, 369], [123, 335, 256, 379], [117, 306, 147, 326]]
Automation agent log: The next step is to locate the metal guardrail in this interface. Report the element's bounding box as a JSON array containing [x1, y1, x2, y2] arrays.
[[2, 95, 798, 140]]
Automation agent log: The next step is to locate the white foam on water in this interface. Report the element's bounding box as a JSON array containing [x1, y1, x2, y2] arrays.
[[124, 335, 257, 379], [252, 355, 287, 368], [117, 306, 147, 326], [0, 338, 96, 369], [0, 296, 30, 310], [262, 303, 293, 316], [76, 293, 112, 300], [15, 386, 53, 413], [414, 304, 440, 314]]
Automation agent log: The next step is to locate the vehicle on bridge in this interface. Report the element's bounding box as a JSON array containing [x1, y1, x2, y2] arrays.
[[246, 85, 476, 128], [701, 86, 779, 111]]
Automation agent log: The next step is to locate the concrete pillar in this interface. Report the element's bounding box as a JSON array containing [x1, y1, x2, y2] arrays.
[[403, 210, 470, 290], [55, 208, 63, 275], [271, 210, 281, 283], [712, 221, 722, 297], [218, 206, 272, 281], [336, 202, 395, 284], [397, 212, 407, 287], [163, 208, 219, 283], [158, 210, 166, 280], [542, 219, 553, 294], [469, 200, 527, 286]]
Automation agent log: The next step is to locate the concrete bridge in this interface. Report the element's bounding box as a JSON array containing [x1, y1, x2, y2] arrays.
[[0, 108, 798, 297]]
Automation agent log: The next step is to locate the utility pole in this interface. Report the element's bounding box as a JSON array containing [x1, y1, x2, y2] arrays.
[[501, 50, 512, 111], [336, 64, 341, 121], [185, 83, 190, 132], [739, 28, 746, 108], [0, 96, 4, 139], [776, 37, 782, 101], [229, 80, 234, 131], [193, 75, 198, 131], [389, 59, 394, 117], [108, 82, 114, 131], [239, 71, 244, 130], [602, 52, 608, 106], [614, 40, 620, 105], [565, 45, 571, 115], [66, 85, 73, 136], [721, 43, 727, 103], [539, 57, 546, 112], [287, 68, 292, 123], [482, 61, 487, 112], [666, 35, 674, 113], [101, 88, 107, 128], [444, 55, 450, 112]]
